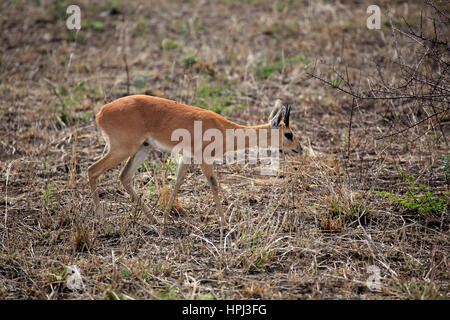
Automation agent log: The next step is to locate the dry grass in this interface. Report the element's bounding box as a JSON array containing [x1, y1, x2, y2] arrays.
[[0, 0, 448, 299]]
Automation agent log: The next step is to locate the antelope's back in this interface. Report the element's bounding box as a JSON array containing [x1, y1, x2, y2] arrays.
[[96, 95, 234, 134]]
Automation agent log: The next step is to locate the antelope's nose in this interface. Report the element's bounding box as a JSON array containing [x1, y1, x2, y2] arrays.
[[293, 144, 303, 155]]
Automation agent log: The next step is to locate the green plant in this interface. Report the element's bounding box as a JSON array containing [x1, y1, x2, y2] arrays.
[[158, 285, 180, 300], [81, 19, 104, 30], [238, 228, 270, 272], [122, 268, 132, 278], [324, 194, 371, 226], [40, 157, 47, 170], [254, 53, 307, 79], [48, 266, 67, 282], [74, 111, 92, 121], [180, 55, 198, 68], [153, 262, 163, 273], [146, 181, 154, 200], [143, 270, 151, 283], [132, 72, 148, 91], [196, 293, 214, 300], [165, 156, 180, 176], [49, 0, 68, 19], [142, 157, 180, 185], [136, 15, 148, 35], [110, 0, 122, 10], [192, 81, 243, 115], [330, 77, 346, 88], [373, 175, 448, 220], [53, 80, 96, 126], [103, 289, 133, 300], [398, 280, 449, 300], [275, 0, 302, 12], [412, 259, 424, 271], [54, 84, 72, 126], [161, 38, 179, 50], [139, 159, 149, 172], [252, 248, 269, 272], [42, 184, 54, 206]]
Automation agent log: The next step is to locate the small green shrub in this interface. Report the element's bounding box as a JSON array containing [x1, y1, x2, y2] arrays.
[[196, 293, 214, 300], [180, 55, 198, 68], [192, 81, 243, 115], [146, 181, 154, 200], [373, 175, 448, 221], [52, 80, 98, 127], [132, 72, 148, 91], [136, 15, 148, 35], [161, 38, 179, 50], [42, 184, 54, 206], [81, 19, 104, 30], [48, 0, 68, 19], [254, 53, 307, 79], [158, 285, 180, 300], [330, 77, 346, 88], [122, 268, 132, 278], [328, 197, 371, 224], [165, 156, 179, 176], [139, 160, 147, 172]]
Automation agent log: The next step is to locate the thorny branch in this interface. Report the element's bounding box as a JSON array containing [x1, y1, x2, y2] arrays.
[[308, 1, 449, 147]]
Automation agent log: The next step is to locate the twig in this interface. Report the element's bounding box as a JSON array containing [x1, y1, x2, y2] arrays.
[[121, 14, 130, 95], [375, 106, 450, 140], [347, 98, 355, 162], [123, 53, 130, 96], [308, 72, 449, 102]]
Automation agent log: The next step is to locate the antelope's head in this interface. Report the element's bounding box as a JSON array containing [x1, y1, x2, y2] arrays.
[[268, 99, 303, 156]]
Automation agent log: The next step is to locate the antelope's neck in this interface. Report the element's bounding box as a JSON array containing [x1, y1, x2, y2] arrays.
[[224, 122, 275, 150]]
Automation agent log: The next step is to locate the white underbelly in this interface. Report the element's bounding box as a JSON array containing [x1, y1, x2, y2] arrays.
[[146, 136, 173, 153]]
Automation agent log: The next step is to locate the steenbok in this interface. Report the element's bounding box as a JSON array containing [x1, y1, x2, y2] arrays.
[[88, 95, 302, 239]]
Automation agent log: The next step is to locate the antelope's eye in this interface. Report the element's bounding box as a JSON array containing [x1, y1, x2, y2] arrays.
[[284, 131, 293, 141]]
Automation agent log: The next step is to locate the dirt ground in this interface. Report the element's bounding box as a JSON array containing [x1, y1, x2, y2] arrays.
[[0, 0, 448, 299]]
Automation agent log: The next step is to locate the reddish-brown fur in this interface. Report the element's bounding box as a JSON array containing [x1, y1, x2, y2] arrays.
[[88, 95, 302, 242]]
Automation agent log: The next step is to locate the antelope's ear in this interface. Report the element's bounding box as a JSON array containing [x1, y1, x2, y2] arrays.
[[270, 109, 283, 128], [268, 99, 282, 121], [283, 104, 291, 127], [269, 99, 283, 128]]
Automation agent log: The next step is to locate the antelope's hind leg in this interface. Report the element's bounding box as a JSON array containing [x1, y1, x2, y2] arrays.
[[162, 159, 189, 232], [88, 150, 131, 215], [119, 143, 152, 217]]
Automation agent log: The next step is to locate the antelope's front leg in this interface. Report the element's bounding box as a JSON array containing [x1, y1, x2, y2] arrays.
[[200, 163, 226, 244]]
